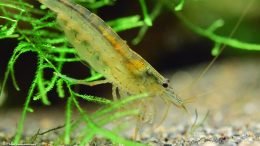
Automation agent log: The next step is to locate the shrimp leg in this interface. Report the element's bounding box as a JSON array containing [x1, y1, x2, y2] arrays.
[[112, 85, 118, 101], [54, 72, 109, 86]]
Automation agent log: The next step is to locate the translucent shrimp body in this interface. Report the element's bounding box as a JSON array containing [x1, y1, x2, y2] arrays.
[[38, 0, 185, 114]]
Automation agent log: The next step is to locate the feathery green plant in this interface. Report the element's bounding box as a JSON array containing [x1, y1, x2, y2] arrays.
[[0, 0, 156, 145]]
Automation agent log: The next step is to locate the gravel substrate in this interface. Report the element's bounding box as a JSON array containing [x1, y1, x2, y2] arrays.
[[139, 123, 260, 146]]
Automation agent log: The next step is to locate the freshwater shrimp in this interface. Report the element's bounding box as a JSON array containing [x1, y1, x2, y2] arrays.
[[38, 0, 186, 134]]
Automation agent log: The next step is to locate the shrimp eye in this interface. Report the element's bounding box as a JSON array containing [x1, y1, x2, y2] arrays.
[[162, 82, 168, 88], [162, 79, 170, 88]]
